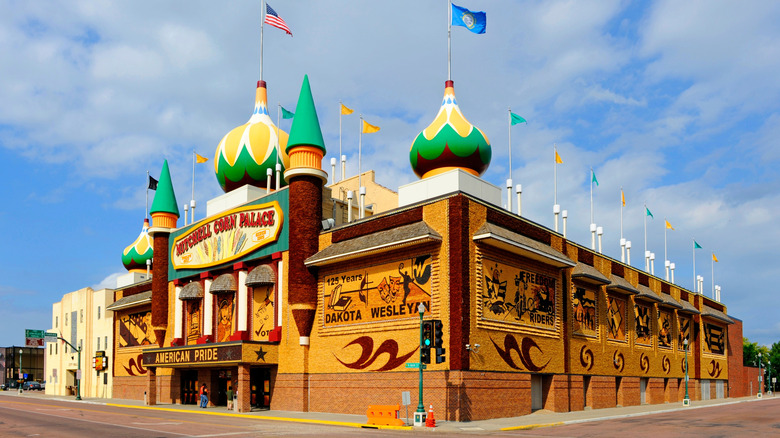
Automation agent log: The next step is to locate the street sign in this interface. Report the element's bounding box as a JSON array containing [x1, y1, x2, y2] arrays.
[[45, 332, 58, 343], [405, 363, 426, 369], [25, 329, 45, 338], [25, 338, 44, 347], [401, 391, 411, 406]]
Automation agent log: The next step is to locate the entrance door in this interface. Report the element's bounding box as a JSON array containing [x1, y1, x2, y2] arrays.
[[716, 380, 724, 399], [701, 380, 711, 400], [531, 375, 543, 411], [216, 369, 233, 406], [640, 378, 648, 404], [180, 370, 198, 405], [250, 368, 271, 409]]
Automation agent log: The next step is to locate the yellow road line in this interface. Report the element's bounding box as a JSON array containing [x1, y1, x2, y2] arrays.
[[107, 404, 413, 430], [501, 421, 564, 431]]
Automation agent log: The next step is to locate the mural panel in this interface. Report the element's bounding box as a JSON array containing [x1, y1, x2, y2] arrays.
[[118, 310, 156, 347], [187, 301, 201, 345], [678, 315, 691, 351], [658, 310, 673, 349], [704, 322, 725, 355], [634, 303, 653, 346], [322, 255, 432, 327], [606, 295, 627, 342], [481, 259, 557, 331], [252, 285, 275, 341], [572, 283, 597, 337], [216, 295, 234, 343]]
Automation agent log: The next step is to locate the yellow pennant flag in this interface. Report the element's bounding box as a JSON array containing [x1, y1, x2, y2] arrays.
[[362, 119, 380, 134], [195, 153, 209, 163], [341, 103, 354, 115], [712, 253, 718, 262], [555, 150, 563, 164], [665, 220, 674, 230], [621, 189, 625, 207]]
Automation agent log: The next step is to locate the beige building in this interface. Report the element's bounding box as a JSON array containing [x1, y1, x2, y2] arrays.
[[325, 170, 399, 225], [46, 287, 115, 398]]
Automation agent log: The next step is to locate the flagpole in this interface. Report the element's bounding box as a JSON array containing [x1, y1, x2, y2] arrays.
[[146, 170, 149, 219], [191, 151, 196, 224], [590, 168, 594, 225], [508, 108, 512, 182], [554, 144, 558, 206], [260, 0, 265, 81], [644, 203, 648, 272], [620, 188, 624, 239], [692, 239, 696, 292], [358, 115, 363, 190], [664, 217, 668, 268], [447, 0, 452, 81], [277, 103, 282, 189], [711, 253, 715, 298], [339, 100, 343, 181]]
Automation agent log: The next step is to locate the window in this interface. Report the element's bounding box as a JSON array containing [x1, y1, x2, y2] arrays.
[[65, 314, 68, 326], [97, 306, 101, 320], [49, 344, 52, 355], [79, 339, 82, 351], [97, 337, 100, 350], [105, 336, 108, 350], [55, 343, 58, 355], [80, 309, 84, 323], [55, 316, 58, 328]]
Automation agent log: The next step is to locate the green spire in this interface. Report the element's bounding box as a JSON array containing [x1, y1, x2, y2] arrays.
[[150, 160, 180, 217], [286, 74, 326, 154]]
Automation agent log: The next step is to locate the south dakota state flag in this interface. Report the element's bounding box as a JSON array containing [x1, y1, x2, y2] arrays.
[[451, 3, 486, 34]]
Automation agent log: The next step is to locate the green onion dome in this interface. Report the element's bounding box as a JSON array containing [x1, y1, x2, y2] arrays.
[[410, 80, 491, 179], [122, 218, 153, 272], [215, 81, 291, 193]]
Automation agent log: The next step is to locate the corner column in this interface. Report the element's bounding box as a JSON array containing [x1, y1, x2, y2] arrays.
[[237, 364, 251, 413]]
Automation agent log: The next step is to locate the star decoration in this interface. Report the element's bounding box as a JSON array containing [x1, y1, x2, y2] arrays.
[[255, 348, 267, 362]]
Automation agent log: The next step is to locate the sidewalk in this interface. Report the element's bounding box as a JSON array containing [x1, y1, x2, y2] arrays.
[[1, 390, 772, 433]]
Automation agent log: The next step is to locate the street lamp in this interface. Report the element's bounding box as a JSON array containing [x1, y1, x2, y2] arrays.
[[415, 302, 426, 426], [19, 349, 23, 394], [683, 338, 690, 405], [759, 352, 763, 397]]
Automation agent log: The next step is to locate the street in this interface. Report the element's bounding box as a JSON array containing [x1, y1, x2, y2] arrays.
[[0, 393, 778, 437]]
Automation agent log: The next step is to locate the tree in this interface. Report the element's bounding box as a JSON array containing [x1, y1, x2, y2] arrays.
[[744, 337, 773, 391], [769, 341, 780, 392]]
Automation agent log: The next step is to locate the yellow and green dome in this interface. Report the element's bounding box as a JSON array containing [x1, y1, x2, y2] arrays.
[[122, 218, 153, 272], [215, 81, 291, 193], [410, 80, 491, 179]]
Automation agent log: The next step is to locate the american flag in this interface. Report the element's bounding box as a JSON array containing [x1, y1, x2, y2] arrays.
[[265, 4, 292, 36]]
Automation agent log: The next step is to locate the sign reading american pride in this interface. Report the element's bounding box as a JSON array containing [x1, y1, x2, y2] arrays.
[[171, 201, 283, 270]]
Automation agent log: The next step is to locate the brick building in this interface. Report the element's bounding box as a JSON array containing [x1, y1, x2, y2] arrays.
[[105, 74, 742, 421]]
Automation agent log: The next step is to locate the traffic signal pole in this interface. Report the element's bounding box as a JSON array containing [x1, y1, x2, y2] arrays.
[[414, 303, 427, 426], [58, 336, 82, 401]]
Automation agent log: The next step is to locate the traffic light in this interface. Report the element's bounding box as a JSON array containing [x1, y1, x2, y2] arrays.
[[421, 320, 434, 364], [433, 319, 446, 364], [421, 345, 431, 364]]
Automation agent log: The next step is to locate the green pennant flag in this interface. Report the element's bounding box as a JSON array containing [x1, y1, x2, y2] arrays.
[[510, 112, 527, 125], [694, 240, 702, 249], [281, 106, 294, 119], [591, 169, 599, 186], [646, 207, 653, 218]]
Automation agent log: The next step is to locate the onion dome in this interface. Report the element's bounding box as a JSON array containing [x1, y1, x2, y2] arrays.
[[149, 160, 180, 229], [122, 218, 153, 272], [410, 80, 491, 179], [215, 81, 290, 193]]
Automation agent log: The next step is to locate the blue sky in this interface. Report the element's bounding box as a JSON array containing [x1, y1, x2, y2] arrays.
[[1, 0, 779, 348]]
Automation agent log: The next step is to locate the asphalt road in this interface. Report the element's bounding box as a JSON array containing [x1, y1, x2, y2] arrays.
[[505, 397, 780, 438], [0, 397, 409, 437], [0, 395, 778, 437]]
